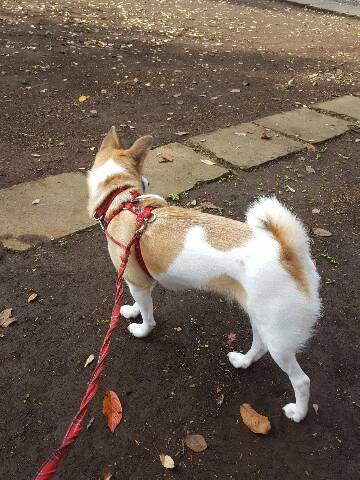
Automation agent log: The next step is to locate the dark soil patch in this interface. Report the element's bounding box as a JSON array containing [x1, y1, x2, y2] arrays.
[[1, 131, 359, 479], [1, 0, 359, 189]]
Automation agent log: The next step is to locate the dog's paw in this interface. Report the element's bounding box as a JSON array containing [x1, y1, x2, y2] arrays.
[[227, 352, 251, 369], [121, 304, 140, 319], [283, 403, 306, 423], [128, 322, 155, 338]]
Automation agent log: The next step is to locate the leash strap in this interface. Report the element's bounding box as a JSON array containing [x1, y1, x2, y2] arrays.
[[34, 220, 148, 479]]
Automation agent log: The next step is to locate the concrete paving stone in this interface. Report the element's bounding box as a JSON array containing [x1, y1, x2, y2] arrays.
[[283, 0, 360, 17], [314, 95, 360, 121], [255, 108, 349, 143], [143, 142, 228, 196], [0, 173, 93, 251], [190, 123, 304, 169]]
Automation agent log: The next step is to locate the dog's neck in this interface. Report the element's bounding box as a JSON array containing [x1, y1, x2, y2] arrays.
[[87, 159, 142, 217]]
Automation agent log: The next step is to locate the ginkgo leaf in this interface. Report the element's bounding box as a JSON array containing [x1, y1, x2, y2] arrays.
[[159, 453, 175, 469], [27, 293, 38, 303], [0, 308, 16, 328], [240, 403, 271, 434], [102, 390, 123, 433], [184, 433, 208, 452]]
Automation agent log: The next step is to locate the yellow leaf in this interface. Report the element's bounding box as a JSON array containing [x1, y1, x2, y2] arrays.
[[240, 403, 271, 434], [159, 453, 175, 469], [78, 95, 89, 103]]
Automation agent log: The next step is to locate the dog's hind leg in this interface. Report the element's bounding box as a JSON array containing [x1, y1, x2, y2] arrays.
[[125, 282, 156, 338], [228, 324, 267, 369], [269, 348, 310, 422]]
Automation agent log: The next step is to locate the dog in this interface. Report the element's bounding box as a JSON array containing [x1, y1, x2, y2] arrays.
[[87, 127, 321, 422]]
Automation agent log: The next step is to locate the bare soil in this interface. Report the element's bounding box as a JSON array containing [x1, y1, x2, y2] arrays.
[[0, 1, 359, 479]]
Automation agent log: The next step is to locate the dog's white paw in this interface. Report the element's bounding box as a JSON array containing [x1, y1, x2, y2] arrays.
[[121, 304, 140, 319], [128, 322, 155, 338], [227, 352, 251, 369], [283, 403, 306, 423]]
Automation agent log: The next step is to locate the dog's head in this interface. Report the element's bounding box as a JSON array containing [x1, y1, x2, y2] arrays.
[[87, 126, 153, 215]]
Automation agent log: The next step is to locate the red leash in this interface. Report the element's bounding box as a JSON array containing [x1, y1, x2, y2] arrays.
[[34, 192, 153, 479]]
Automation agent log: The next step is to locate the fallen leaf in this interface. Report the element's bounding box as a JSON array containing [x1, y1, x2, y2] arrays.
[[102, 390, 123, 432], [100, 469, 112, 480], [175, 131, 189, 136], [197, 201, 220, 211], [261, 131, 272, 140], [31, 153, 41, 158], [89, 109, 98, 117], [184, 433, 208, 452], [305, 143, 316, 152], [159, 453, 175, 469], [78, 95, 89, 103], [200, 158, 216, 166], [305, 165, 315, 173], [230, 88, 241, 93], [84, 354, 95, 368], [27, 293, 38, 303], [312, 403, 319, 415], [0, 308, 16, 328], [159, 152, 173, 163], [312, 208, 320, 214], [227, 332, 237, 345], [242, 81, 250, 86], [240, 403, 271, 434], [32, 199, 40, 205], [313, 228, 332, 237]]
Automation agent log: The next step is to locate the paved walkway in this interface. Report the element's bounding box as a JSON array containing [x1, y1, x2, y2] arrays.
[[283, 0, 360, 17], [0, 94, 359, 251]]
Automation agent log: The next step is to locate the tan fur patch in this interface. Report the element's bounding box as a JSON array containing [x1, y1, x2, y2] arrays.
[[140, 207, 253, 276], [265, 220, 309, 295], [206, 274, 247, 306]]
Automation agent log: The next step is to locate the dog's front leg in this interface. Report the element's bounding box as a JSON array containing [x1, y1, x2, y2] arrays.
[[124, 282, 156, 338]]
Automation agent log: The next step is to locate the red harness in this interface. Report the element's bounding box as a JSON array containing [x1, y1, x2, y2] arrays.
[[34, 189, 155, 479], [94, 188, 154, 277]]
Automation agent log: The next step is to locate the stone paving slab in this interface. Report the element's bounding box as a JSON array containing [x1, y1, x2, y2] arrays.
[[190, 123, 304, 169], [143, 143, 228, 196], [0, 173, 92, 251], [283, 0, 360, 17], [255, 108, 349, 143], [314, 95, 360, 121]]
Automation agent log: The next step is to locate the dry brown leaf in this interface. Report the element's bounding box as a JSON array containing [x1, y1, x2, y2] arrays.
[[305, 143, 316, 152], [84, 354, 95, 368], [159, 152, 173, 163], [159, 453, 175, 469], [102, 390, 123, 433], [198, 201, 220, 211], [227, 332, 237, 345], [200, 158, 216, 166], [312, 208, 320, 214], [100, 469, 112, 480], [305, 165, 315, 173], [78, 95, 89, 103], [240, 403, 271, 434], [184, 433, 208, 452], [312, 403, 319, 415], [0, 308, 16, 328], [175, 131, 189, 136], [27, 293, 38, 303], [313, 228, 332, 237], [261, 131, 272, 140]]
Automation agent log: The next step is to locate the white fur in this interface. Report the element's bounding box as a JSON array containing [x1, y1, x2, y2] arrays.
[[137, 193, 165, 202], [87, 159, 128, 197], [123, 197, 321, 422]]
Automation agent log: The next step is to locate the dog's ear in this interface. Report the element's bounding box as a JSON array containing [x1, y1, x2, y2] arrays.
[[99, 126, 121, 151], [127, 135, 153, 169]]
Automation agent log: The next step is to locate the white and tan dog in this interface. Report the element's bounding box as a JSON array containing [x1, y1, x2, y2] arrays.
[[87, 127, 321, 423]]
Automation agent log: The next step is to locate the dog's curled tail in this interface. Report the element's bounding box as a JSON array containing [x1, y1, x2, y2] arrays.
[[246, 196, 310, 256]]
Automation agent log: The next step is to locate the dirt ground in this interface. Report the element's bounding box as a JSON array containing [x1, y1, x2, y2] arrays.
[[0, 0, 360, 479]]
